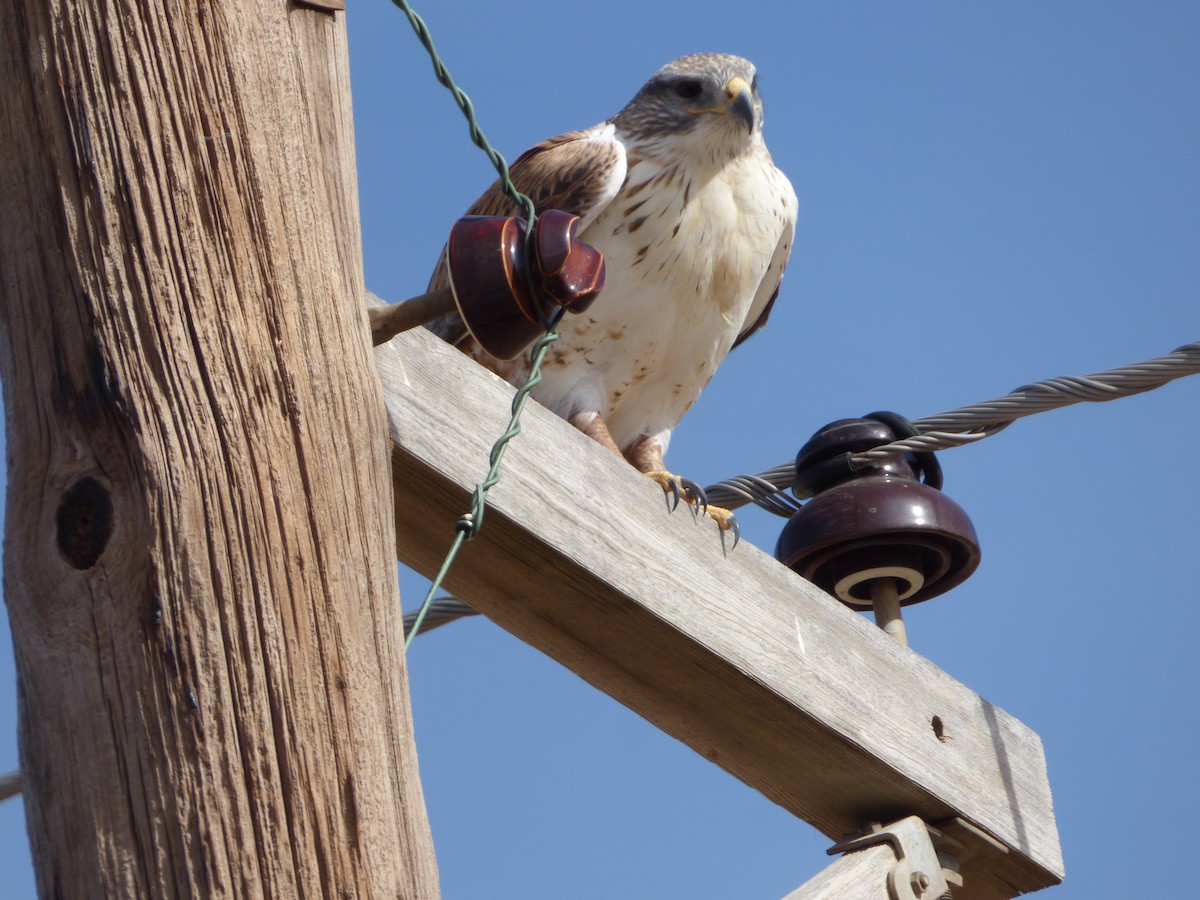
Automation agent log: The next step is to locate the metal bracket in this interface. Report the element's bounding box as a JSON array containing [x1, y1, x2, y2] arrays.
[[828, 816, 960, 900]]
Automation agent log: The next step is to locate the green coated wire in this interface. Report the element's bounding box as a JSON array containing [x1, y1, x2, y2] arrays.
[[404, 329, 559, 646], [386, 0, 536, 225], [387, 0, 560, 648]]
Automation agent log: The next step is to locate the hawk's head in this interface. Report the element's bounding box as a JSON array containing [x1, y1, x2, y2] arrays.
[[613, 54, 764, 155]]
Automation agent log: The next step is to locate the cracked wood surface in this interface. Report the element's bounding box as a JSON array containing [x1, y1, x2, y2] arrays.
[[0, 2, 438, 896]]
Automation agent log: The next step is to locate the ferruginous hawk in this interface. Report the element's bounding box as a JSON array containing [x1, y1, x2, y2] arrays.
[[428, 53, 797, 540]]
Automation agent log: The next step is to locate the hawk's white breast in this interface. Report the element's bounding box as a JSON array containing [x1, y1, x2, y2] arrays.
[[533, 134, 796, 455]]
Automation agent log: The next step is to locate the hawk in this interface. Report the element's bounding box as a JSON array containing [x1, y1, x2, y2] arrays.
[[429, 53, 797, 538]]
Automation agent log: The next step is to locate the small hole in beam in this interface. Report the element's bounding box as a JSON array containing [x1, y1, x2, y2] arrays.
[[931, 715, 949, 742]]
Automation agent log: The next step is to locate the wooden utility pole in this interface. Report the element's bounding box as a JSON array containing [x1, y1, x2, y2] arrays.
[[0, 1, 439, 896]]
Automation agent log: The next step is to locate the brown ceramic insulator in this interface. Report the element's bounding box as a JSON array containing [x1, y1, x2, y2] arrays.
[[448, 212, 606, 360], [533, 210, 605, 314], [776, 418, 981, 609], [448, 215, 540, 360], [371, 211, 606, 355]]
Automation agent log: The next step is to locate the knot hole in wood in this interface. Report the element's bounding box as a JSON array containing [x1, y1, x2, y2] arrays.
[[55, 476, 113, 569]]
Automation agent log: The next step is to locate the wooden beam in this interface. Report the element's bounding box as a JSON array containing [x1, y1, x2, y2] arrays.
[[0, 2, 439, 895], [377, 325, 1063, 899], [781, 845, 895, 900]]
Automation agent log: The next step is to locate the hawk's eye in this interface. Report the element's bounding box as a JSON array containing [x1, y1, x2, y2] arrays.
[[673, 79, 704, 100]]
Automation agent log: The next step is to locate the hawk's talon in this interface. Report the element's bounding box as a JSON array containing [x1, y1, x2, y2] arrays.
[[706, 505, 740, 553], [664, 477, 682, 511], [722, 516, 742, 553], [678, 478, 708, 516], [646, 470, 683, 512], [645, 470, 740, 550]]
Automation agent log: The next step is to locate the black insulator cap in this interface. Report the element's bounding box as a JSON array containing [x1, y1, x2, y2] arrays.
[[776, 416, 981, 609]]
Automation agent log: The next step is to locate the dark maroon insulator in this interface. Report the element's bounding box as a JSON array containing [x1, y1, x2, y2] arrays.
[[448, 211, 606, 360], [776, 418, 981, 610]]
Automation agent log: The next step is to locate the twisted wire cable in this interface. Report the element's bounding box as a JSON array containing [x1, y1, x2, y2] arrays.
[[386, 0, 562, 646], [704, 342, 1200, 514], [403, 597, 479, 637]]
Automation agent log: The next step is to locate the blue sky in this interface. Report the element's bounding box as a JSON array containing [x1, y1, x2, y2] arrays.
[[2, 2, 1198, 897]]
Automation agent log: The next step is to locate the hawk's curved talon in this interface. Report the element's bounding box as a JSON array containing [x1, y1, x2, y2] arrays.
[[706, 505, 740, 552], [646, 470, 707, 516], [678, 478, 708, 516], [645, 471, 739, 550], [648, 472, 739, 549], [723, 515, 742, 552], [646, 470, 683, 512], [665, 477, 681, 511]]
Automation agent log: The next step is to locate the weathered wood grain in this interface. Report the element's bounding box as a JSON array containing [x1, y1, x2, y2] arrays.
[[377, 325, 1063, 899], [0, 2, 438, 897], [781, 845, 896, 900]]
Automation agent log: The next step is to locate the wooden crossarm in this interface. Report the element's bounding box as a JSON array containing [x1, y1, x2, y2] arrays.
[[376, 325, 1064, 899]]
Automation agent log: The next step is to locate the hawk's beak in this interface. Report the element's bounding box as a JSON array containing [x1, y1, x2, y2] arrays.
[[724, 76, 756, 133]]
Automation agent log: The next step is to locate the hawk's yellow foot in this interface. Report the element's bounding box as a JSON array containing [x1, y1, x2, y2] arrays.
[[644, 470, 741, 550], [644, 469, 697, 512]]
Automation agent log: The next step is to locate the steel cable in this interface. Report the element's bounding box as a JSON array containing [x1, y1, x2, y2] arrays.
[[704, 342, 1200, 513]]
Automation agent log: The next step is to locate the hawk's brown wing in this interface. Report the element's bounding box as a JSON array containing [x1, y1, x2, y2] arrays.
[[426, 125, 627, 347]]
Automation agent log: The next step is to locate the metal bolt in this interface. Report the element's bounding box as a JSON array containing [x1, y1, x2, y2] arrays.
[[910, 871, 931, 895]]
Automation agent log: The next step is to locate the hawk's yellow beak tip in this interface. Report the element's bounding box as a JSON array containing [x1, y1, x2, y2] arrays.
[[724, 76, 756, 132]]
